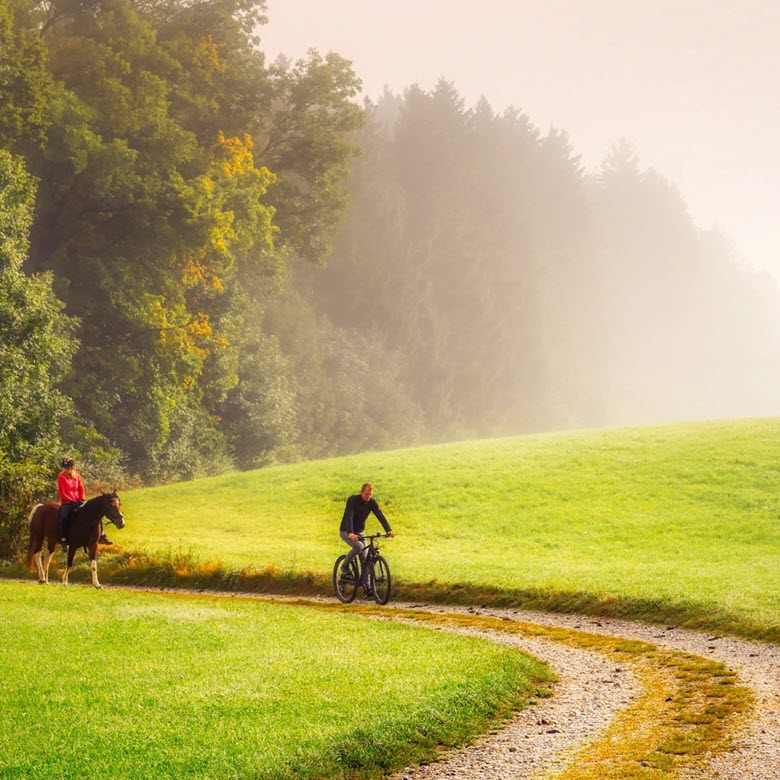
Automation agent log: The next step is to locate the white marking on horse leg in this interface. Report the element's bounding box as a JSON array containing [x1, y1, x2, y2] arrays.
[[91, 560, 101, 589], [62, 566, 69, 585], [43, 551, 53, 583], [34, 552, 44, 582]]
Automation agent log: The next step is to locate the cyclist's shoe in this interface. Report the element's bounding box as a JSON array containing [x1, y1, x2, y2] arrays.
[[339, 569, 354, 583], [362, 585, 375, 598]]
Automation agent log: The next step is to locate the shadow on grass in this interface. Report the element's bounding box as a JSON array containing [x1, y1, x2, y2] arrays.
[[4, 546, 778, 644]]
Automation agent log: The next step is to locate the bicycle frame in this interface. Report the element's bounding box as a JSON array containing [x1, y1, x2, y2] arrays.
[[349, 532, 383, 572]]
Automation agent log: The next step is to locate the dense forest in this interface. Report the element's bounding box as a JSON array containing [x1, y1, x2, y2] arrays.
[[2, 0, 779, 553], [308, 86, 780, 438]]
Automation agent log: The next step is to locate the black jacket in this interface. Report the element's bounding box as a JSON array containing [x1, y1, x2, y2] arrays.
[[340, 494, 391, 535]]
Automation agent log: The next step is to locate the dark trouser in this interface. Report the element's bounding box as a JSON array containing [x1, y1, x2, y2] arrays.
[[59, 502, 79, 539], [340, 532, 369, 584]]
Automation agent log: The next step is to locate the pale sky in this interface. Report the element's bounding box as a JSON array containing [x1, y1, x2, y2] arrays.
[[259, 0, 780, 283]]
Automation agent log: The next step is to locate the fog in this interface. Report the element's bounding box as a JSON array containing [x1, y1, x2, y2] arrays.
[[261, 0, 780, 433], [261, 0, 780, 285]]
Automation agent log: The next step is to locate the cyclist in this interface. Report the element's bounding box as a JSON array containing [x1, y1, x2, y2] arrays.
[[339, 482, 396, 592]]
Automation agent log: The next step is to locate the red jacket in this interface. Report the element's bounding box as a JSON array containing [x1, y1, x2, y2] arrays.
[[58, 471, 85, 504]]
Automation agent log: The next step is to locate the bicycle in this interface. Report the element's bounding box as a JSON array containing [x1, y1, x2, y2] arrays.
[[333, 533, 392, 605]]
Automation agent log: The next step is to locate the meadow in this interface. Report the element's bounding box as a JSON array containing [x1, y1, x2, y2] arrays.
[[110, 418, 780, 640], [0, 581, 551, 780]]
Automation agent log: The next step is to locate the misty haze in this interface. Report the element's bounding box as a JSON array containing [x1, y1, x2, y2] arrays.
[[292, 84, 780, 445]]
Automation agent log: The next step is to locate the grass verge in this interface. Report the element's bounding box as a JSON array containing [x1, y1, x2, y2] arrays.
[[0, 581, 552, 780]]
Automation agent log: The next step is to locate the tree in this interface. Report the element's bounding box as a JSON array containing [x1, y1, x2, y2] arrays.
[[260, 50, 364, 264], [0, 150, 76, 555], [0, 0, 52, 151], [31, 0, 278, 471], [11, 0, 366, 478]]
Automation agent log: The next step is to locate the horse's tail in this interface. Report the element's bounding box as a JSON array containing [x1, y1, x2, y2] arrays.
[[25, 504, 43, 571]]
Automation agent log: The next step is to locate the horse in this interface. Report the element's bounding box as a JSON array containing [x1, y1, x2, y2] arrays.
[[26, 492, 126, 588]]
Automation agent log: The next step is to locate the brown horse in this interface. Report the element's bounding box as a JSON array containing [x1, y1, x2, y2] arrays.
[[26, 492, 126, 588]]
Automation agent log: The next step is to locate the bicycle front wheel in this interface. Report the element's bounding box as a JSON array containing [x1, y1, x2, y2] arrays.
[[370, 555, 392, 605], [333, 555, 360, 603]]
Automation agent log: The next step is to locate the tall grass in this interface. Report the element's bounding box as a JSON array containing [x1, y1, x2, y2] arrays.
[[0, 581, 551, 780], [29, 418, 780, 639]]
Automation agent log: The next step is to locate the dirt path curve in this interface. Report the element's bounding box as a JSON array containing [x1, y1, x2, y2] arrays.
[[386, 602, 780, 780]]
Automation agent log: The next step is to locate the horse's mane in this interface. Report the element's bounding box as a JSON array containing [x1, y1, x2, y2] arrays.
[[80, 493, 113, 513]]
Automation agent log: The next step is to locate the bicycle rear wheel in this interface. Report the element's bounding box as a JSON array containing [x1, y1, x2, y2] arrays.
[[333, 555, 360, 603], [370, 555, 392, 605]]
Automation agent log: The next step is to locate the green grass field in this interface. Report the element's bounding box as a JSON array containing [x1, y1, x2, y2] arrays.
[[0, 581, 550, 780], [107, 418, 780, 640]]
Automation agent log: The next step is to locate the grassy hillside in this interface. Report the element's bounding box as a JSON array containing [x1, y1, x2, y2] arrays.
[[100, 419, 780, 638], [0, 582, 550, 780]]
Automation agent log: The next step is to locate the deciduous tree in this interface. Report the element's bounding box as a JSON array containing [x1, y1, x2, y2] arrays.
[[0, 151, 76, 554]]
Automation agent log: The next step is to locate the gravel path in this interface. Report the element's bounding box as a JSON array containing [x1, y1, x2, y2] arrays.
[[386, 622, 638, 780], [386, 603, 780, 780]]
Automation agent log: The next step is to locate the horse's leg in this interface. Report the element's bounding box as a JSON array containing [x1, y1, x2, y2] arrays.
[[33, 550, 44, 583], [41, 512, 60, 585], [42, 548, 53, 584], [61, 547, 75, 585], [88, 544, 101, 589], [27, 505, 46, 582]]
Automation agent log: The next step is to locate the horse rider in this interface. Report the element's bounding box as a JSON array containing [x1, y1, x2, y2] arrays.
[[58, 457, 85, 552], [57, 458, 114, 549]]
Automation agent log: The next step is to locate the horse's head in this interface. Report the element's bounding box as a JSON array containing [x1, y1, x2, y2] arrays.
[[102, 491, 126, 530]]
